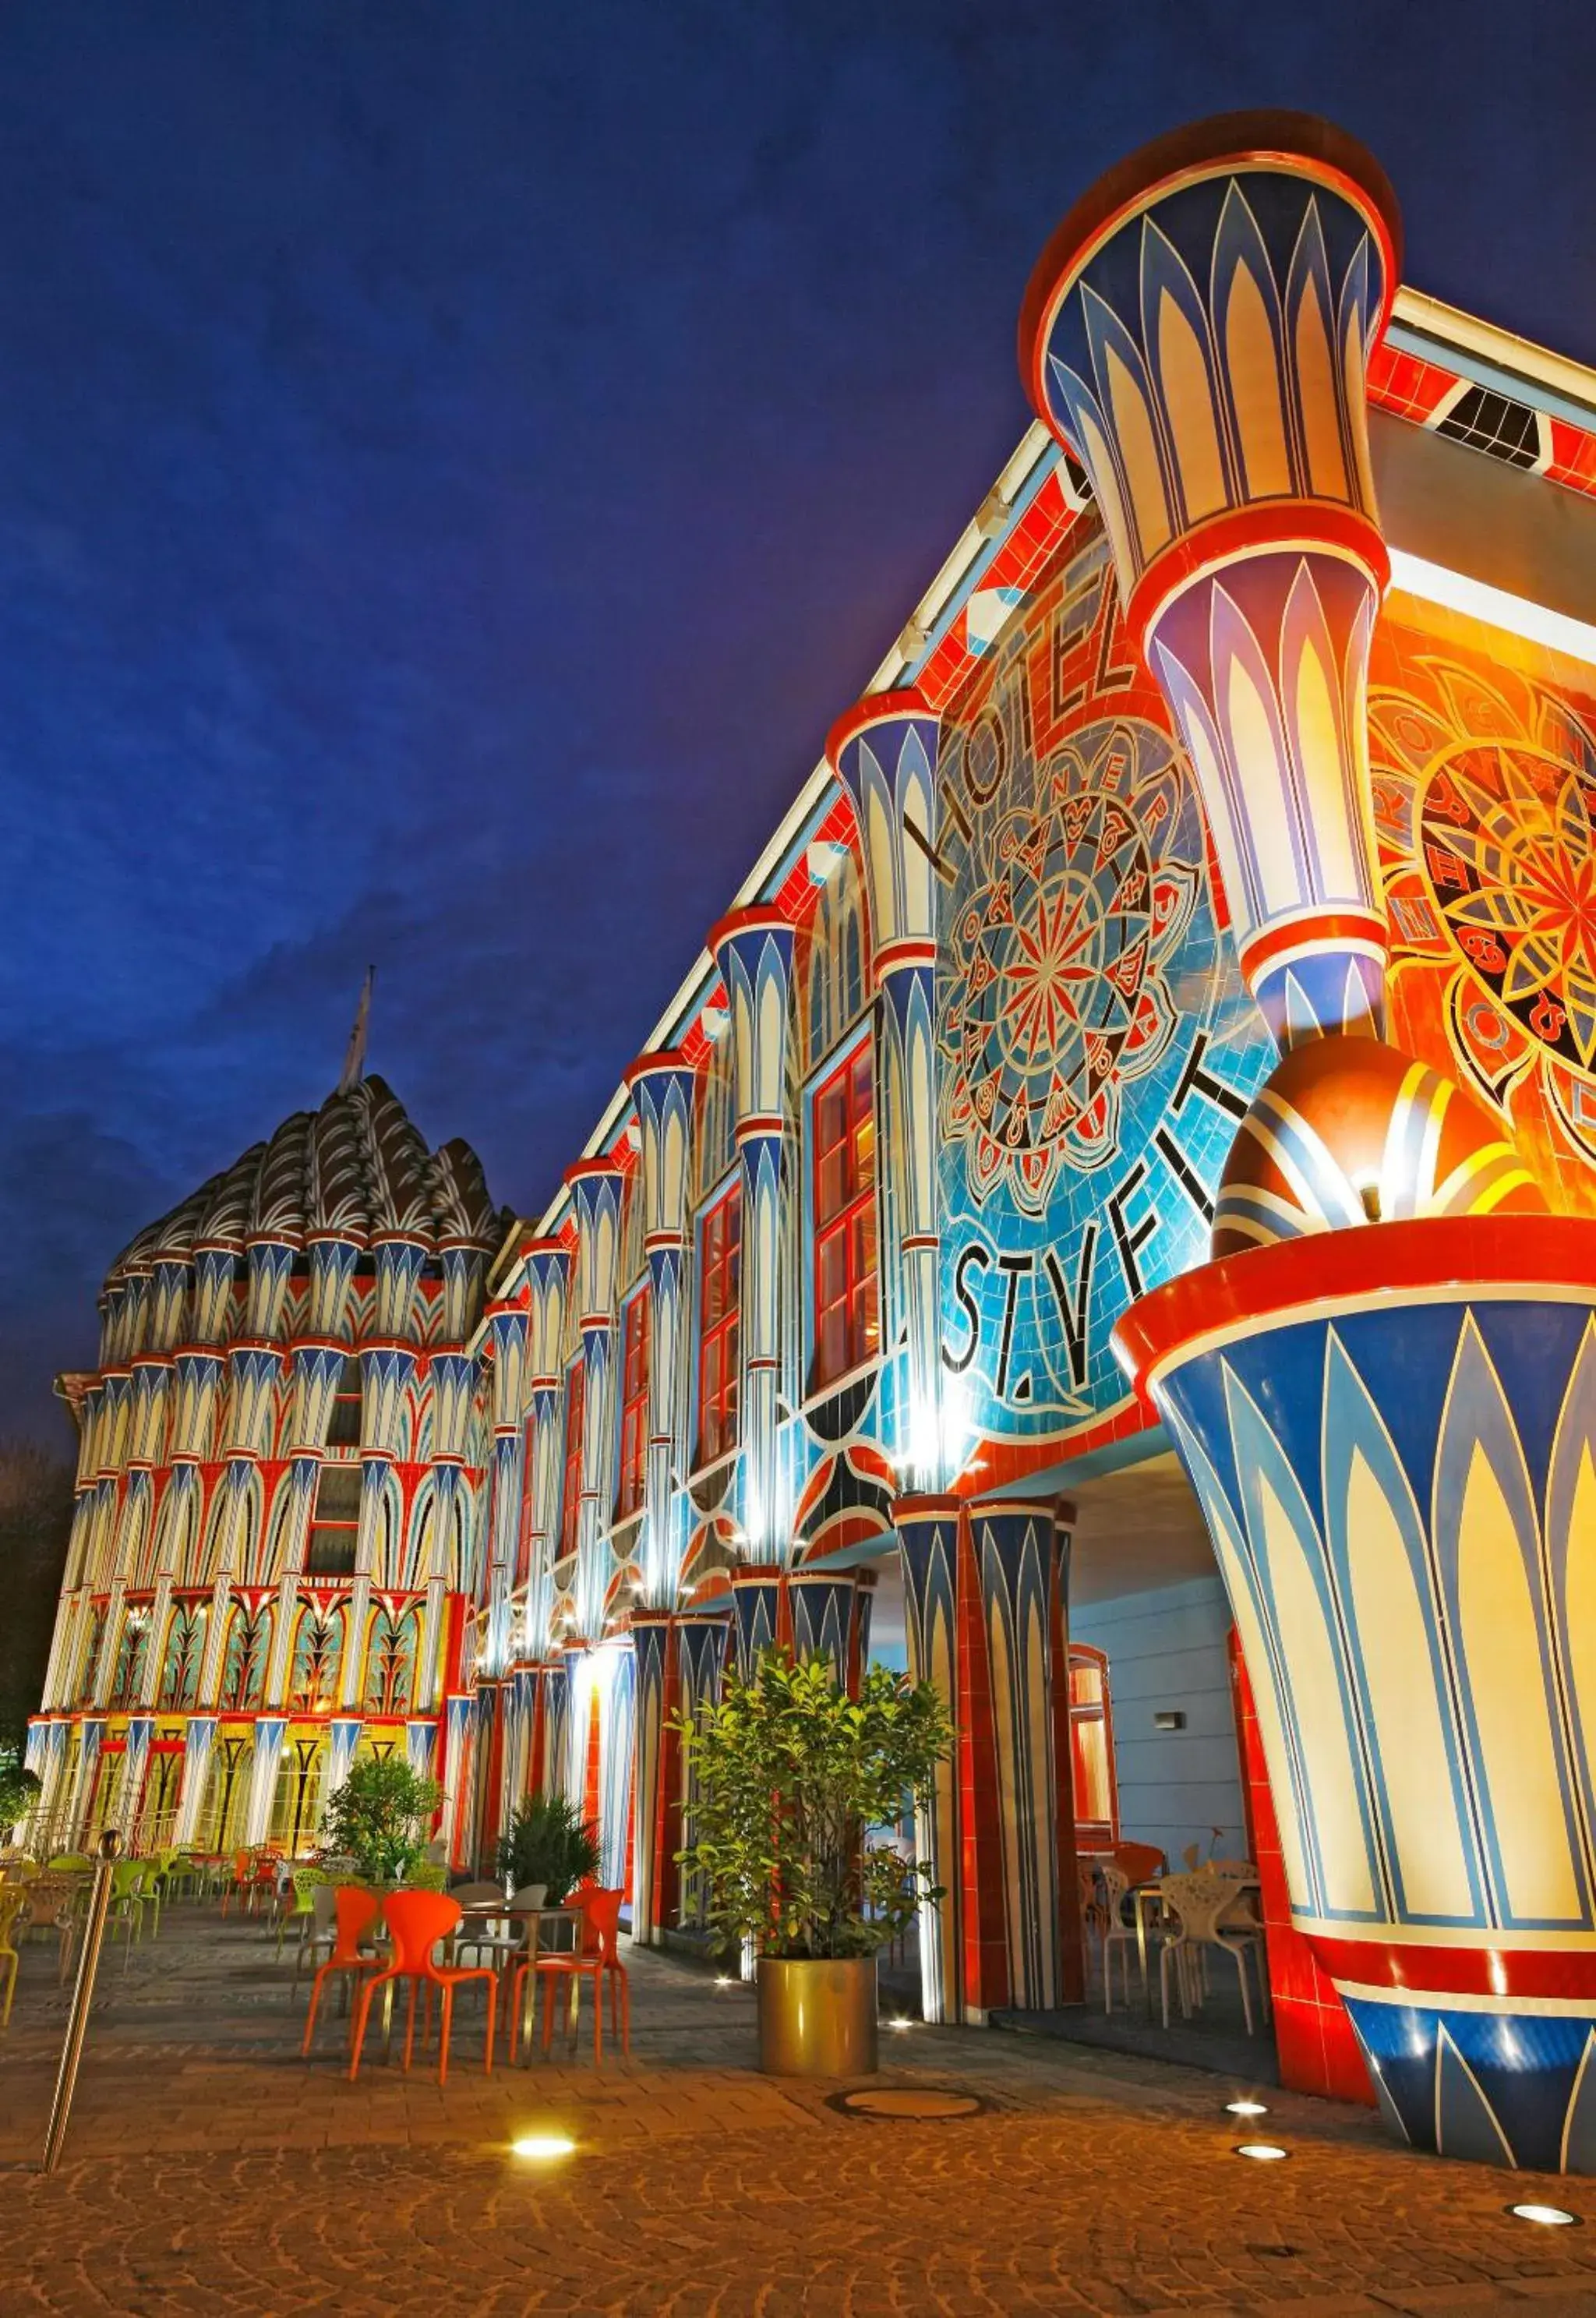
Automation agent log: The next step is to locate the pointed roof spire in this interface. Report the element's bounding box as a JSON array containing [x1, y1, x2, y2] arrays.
[[337, 966, 375, 1094]]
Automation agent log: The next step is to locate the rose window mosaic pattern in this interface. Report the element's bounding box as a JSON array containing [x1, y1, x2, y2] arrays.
[[942, 715, 1194, 1214], [935, 534, 1273, 1445], [1372, 637, 1596, 1186]]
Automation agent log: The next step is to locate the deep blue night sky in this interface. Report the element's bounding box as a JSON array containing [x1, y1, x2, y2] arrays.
[[2, 1, 1592, 1435]]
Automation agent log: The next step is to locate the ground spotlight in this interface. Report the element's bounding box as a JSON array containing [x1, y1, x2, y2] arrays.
[[1234, 2143, 1290, 2162], [1225, 2099, 1269, 2118], [512, 2134, 576, 2161], [1508, 2203, 1578, 2227], [887, 2016, 913, 2031], [714, 1976, 733, 1989]]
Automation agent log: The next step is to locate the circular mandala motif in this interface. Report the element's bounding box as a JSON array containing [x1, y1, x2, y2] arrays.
[[1420, 741, 1596, 1076], [942, 717, 1196, 1214]]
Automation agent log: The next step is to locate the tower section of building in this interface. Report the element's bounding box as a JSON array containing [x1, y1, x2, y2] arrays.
[[30, 1072, 505, 1860]]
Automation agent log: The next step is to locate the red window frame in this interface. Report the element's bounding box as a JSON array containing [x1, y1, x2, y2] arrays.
[[616, 1286, 651, 1518], [1068, 1644, 1120, 1850], [810, 1042, 878, 1390], [559, 1359, 585, 1560], [697, 1182, 742, 1467]]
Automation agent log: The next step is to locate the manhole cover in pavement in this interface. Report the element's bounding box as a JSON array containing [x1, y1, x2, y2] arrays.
[[830, 2087, 986, 2120]]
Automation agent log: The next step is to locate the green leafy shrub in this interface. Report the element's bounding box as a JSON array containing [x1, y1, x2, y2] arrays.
[[319, 1756, 443, 1887], [673, 1649, 951, 1960], [496, 1791, 601, 1903], [0, 1743, 40, 1839]]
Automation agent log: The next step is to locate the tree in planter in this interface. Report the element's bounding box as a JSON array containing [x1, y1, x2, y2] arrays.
[[319, 1757, 443, 1888], [495, 1791, 602, 1903], [0, 1744, 40, 1844], [673, 1650, 952, 1960]]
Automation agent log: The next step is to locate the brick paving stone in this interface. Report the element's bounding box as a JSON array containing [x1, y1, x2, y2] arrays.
[[2, 1906, 1596, 2314]]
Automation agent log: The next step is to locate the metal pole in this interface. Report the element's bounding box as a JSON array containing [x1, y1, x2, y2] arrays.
[[41, 1825, 122, 2175]]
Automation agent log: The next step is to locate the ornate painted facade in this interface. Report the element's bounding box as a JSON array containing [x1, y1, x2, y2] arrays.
[[29, 108, 1596, 2177], [30, 1073, 507, 1865]]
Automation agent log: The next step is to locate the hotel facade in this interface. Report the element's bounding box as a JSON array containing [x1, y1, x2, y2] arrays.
[[29, 115, 1596, 2175]]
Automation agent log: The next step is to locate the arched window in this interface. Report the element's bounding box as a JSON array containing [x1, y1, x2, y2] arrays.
[[810, 1041, 879, 1390], [362, 1604, 421, 1716], [219, 1602, 271, 1712], [1068, 1644, 1120, 1850], [108, 1608, 150, 1708], [802, 849, 869, 1074], [76, 1604, 108, 1706], [157, 1603, 207, 1710], [559, 1360, 585, 1561], [288, 1602, 347, 1715], [616, 1285, 651, 1519]]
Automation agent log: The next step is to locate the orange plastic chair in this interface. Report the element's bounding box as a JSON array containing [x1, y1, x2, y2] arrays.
[[219, 1847, 253, 1917], [1114, 1840, 1166, 1887], [524, 1887, 629, 2065], [300, 1886, 384, 2055], [348, 1889, 496, 2087]]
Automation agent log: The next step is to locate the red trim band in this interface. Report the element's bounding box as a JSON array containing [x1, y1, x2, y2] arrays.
[[1112, 1215, 1596, 1392], [1128, 504, 1388, 651]]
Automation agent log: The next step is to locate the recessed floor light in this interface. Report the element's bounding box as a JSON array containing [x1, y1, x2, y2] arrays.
[[886, 2016, 913, 2031], [1225, 2099, 1269, 2117], [714, 1976, 734, 1989], [1509, 2203, 1578, 2226], [512, 2134, 575, 2161], [1234, 2143, 1290, 2161]]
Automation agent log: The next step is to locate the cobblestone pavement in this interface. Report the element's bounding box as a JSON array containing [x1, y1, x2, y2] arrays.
[[2, 1904, 1595, 2316]]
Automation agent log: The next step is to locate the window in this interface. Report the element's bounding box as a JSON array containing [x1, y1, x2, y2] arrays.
[[697, 1184, 742, 1465], [811, 1044, 878, 1390], [326, 1355, 362, 1448], [559, 1359, 585, 1560], [306, 1464, 361, 1576], [616, 1288, 651, 1518], [1068, 1645, 1119, 1850]]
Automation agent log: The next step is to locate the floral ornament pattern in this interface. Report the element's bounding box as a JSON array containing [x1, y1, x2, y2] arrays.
[[941, 714, 1198, 1214], [1372, 652, 1596, 1171]]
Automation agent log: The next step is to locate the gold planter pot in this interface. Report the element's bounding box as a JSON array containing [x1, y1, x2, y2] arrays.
[[757, 1956, 879, 2077]]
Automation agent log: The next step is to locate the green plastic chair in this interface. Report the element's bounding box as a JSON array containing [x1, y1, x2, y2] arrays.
[[277, 1867, 323, 1962], [46, 1853, 91, 1873]]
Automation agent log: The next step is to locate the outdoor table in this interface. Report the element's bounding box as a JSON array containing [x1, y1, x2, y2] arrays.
[[454, 1899, 584, 2063], [1128, 1873, 1262, 2016]]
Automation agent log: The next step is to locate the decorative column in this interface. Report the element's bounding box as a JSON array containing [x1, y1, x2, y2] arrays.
[[325, 1714, 363, 1806], [1026, 111, 1580, 2171], [729, 1564, 788, 1677], [518, 1242, 573, 1659], [673, 1611, 731, 1932], [788, 1568, 867, 1687], [598, 1639, 636, 1892], [244, 1716, 287, 1844], [565, 1157, 627, 1641], [628, 1612, 674, 1945], [538, 1657, 570, 1811], [482, 1302, 528, 1675], [1020, 108, 1538, 1253], [118, 1716, 154, 1839], [709, 909, 796, 1668], [623, 1055, 698, 1609], [893, 1496, 963, 2023], [172, 1716, 215, 1846], [827, 695, 945, 1485], [965, 1496, 1081, 2016]]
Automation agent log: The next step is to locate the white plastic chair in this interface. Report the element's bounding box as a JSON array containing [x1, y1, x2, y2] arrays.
[[1156, 1872, 1269, 2035]]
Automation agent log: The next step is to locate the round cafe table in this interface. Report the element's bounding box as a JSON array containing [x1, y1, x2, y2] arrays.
[[452, 1898, 584, 2063]]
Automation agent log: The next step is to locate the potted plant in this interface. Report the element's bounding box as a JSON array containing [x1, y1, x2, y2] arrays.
[[496, 1790, 601, 1906], [674, 1648, 951, 2077], [319, 1756, 443, 1889], [0, 1744, 40, 1849]]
